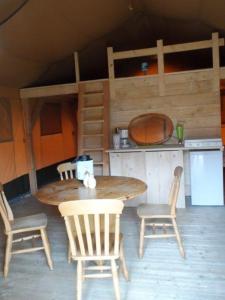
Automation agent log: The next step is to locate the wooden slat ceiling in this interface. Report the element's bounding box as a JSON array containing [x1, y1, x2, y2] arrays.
[[0, 0, 224, 88]]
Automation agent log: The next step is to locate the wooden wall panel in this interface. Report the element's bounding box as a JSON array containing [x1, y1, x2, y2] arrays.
[[110, 69, 221, 140]]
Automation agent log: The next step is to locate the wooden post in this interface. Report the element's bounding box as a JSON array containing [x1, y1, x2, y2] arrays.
[[103, 81, 110, 175], [212, 32, 220, 92], [21, 98, 37, 194], [74, 52, 80, 83], [157, 39, 165, 96], [107, 47, 116, 100], [107, 47, 115, 79], [77, 83, 85, 155]]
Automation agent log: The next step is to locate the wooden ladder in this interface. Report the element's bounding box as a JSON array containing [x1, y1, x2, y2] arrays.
[[77, 80, 110, 175]]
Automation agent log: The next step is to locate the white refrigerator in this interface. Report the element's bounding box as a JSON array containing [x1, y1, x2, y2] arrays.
[[190, 150, 224, 205]]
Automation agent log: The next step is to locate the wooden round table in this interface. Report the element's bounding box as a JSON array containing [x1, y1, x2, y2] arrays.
[[35, 176, 147, 206]]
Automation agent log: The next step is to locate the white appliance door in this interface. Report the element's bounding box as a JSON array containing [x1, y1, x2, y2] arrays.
[[190, 151, 224, 205]]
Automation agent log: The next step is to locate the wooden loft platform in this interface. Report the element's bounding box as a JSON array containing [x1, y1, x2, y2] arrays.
[[19, 68, 225, 101], [20, 82, 78, 99], [107, 32, 225, 96], [20, 33, 225, 100]]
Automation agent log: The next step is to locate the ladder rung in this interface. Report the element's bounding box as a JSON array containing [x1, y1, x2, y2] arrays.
[[83, 134, 103, 137], [83, 91, 103, 96], [94, 162, 104, 165], [83, 148, 104, 151], [82, 105, 104, 110], [83, 120, 104, 124]]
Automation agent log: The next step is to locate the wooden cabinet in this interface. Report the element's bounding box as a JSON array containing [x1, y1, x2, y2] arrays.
[[109, 152, 147, 206], [109, 149, 185, 208], [145, 150, 185, 208]]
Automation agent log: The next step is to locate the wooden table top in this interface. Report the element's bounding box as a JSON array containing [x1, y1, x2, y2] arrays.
[[35, 176, 147, 206]]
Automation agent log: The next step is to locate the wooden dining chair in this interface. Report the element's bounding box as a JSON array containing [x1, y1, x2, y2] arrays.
[[57, 162, 76, 180], [59, 199, 129, 300], [0, 183, 53, 277], [137, 166, 185, 258]]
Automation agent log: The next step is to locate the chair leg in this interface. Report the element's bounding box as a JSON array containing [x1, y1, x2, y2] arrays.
[[172, 218, 185, 258], [68, 243, 72, 264], [40, 228, 53, 270], [4, 234, 13, 278], [81, 261, 85, 281], [139, 218, 145, 258], [119, 239, 129, 281], [111, 259, 120, 300], [77, 260, 83, 300]]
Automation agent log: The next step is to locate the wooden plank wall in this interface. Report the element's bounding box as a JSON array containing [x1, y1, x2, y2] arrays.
[[110, 69, 221, 139]]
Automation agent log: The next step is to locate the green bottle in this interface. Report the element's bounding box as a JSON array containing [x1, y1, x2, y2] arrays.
[[176, 123, 184, 144]]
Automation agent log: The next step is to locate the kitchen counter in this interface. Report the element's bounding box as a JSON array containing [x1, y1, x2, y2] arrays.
[[107, 144, 223, 152], [108, 140, 224, 208]]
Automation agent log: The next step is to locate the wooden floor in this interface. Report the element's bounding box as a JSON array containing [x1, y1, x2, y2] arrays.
[[1, 195, 225, 300]]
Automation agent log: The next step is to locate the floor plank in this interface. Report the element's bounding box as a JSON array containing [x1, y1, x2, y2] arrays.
[[0, 196, 225, 300]]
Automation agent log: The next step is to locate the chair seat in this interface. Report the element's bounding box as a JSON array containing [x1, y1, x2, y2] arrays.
[[137, 204, 171, 218], [12, 213, 48, 232]]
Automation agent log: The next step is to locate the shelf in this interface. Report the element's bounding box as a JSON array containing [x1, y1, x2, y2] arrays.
[[83, 91, 103, 96], [83, 120, 104, 124], [83, 148, 104, 151], [82, 105, 104, 111], [94, 162, 104, 165], [83, 134, 104, 137]]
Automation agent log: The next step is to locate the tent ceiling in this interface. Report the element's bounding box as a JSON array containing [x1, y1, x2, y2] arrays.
[[0, 0, 224, 88]]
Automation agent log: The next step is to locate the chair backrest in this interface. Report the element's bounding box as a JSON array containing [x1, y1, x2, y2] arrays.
[[59, 199, 124, 259], [168, 166, 183, 215], [57, 162, 76, 180], [0, 183, 14, 233]]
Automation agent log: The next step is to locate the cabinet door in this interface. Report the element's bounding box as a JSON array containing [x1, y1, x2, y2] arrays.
[[109, 152, 147, 206], [146, 151, 185, 208]]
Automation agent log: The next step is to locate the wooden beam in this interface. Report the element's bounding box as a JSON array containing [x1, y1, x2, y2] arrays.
[[21, 99, 37, 194], [77, 83, 85, 155], [102, 81, 110, 175], [164, 38, 224, 54], [111, 37, 224, 61], [113, 47, 157, 60], [221, 67, 225, 79], [20, 83, 78, 99], [107, 47, 116, 100], [212, 32, 220, 92], [74, 52, 80, 82], [107, 47, 115, 79], [157, 40, 165, 96]]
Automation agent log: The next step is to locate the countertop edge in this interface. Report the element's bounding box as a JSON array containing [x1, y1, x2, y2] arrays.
[[106, 146, 224, 152]]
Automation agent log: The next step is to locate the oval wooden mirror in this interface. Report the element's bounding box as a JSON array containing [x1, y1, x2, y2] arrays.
[[128, 113, 174, 145]]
